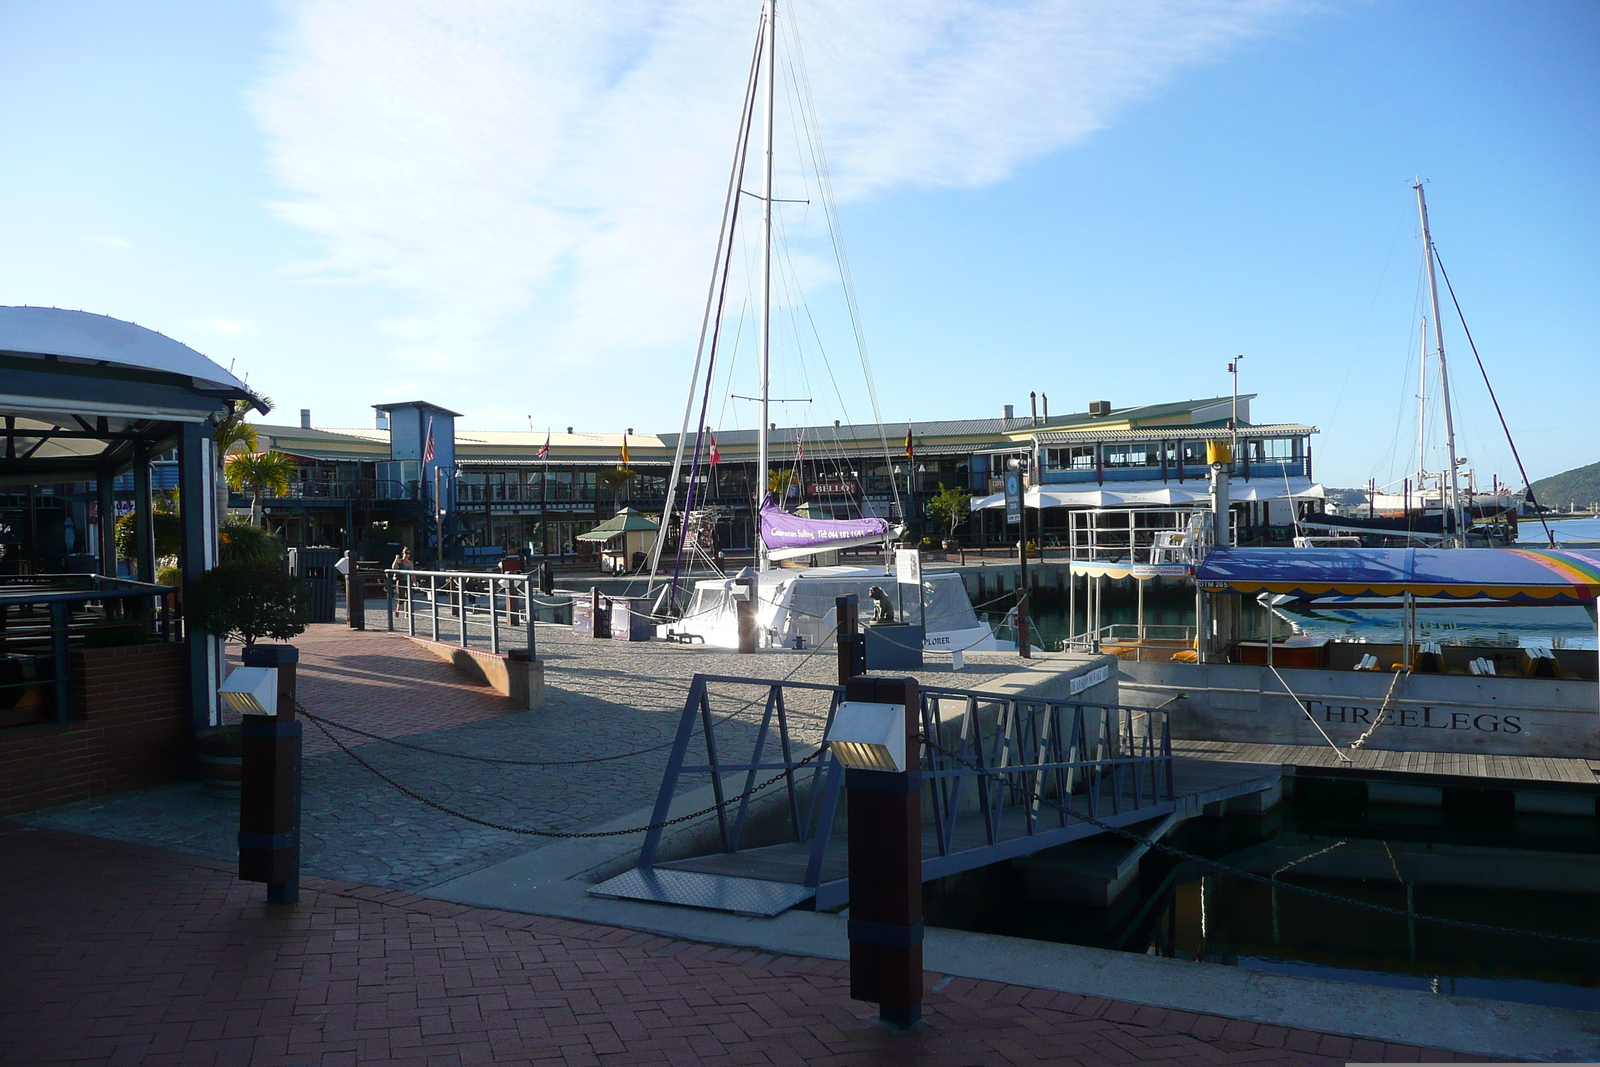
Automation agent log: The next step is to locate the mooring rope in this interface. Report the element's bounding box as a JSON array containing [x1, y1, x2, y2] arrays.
[[1348, 667, 1409, 752]]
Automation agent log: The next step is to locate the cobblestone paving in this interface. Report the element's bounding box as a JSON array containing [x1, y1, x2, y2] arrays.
[[1, 827, 1484, 1067], [21, 622, 859, 891]]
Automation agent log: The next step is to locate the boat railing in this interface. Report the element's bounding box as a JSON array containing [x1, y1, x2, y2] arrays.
[[1064, 622, 1197, 659]]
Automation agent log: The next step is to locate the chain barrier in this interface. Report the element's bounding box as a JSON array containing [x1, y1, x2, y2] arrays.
[[300, 700, 822, 839], [919, 735, 1600, 948], [300, 624, 842, 768]]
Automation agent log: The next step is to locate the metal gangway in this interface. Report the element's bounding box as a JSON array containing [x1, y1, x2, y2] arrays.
[[592, 673, 1279, 916]]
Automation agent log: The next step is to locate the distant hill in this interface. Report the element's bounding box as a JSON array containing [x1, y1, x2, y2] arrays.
[[1526, 461, 1600, 510]]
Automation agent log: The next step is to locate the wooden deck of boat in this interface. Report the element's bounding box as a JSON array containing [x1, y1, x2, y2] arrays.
[[1171, 738, 1600, 788]]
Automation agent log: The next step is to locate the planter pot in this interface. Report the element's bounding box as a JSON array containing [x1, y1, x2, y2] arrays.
[[195, 724, 242, 799], [942, 539, 961, 552]]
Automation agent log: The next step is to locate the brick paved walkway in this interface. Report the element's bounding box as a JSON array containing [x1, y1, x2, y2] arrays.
[[1, 826, 1480, 1066], [21, 624, 819, 890]]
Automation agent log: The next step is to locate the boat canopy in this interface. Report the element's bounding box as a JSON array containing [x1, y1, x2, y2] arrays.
[[1071, 561, 1193, 580], [972, 478, 1324, 510], [759, 497, 894, 561], [1196, 547, 1600, 603]]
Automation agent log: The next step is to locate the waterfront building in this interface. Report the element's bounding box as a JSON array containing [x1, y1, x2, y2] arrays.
[[240, 394, 1318, 564]]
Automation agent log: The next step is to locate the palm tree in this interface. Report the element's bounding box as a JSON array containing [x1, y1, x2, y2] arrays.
[[213, 397, 267, 456], [225, 451, 297, 527], [213, 396, 271, 521], [596, 466, 637, 518], [767, 469, 798, 500]]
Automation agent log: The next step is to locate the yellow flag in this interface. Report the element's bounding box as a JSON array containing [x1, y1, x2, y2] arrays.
[[621, 434, 631, 467]]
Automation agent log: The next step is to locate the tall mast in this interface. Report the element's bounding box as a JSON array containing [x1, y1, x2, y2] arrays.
[[1417, 316, 1427, 498], [756, 0, 776, 571], [1415, 180, 1462, 545]]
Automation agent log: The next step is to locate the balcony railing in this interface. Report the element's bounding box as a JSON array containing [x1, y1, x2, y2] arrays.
[[0, 574, 178, 726]]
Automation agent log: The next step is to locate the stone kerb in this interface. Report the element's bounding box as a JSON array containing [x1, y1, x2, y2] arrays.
[[399, 634, 546, 710]]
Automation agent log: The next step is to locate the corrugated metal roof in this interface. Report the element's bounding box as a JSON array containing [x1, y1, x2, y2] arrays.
[[0, 306, 258, 400]]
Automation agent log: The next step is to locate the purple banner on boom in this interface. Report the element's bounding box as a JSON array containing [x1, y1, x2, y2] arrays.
[[759, 497, 891, 558]]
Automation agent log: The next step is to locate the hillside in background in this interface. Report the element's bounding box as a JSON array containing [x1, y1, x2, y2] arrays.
[[1527, 461, 1600, 510]]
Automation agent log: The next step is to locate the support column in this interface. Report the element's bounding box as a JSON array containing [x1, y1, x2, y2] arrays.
[[96, 469, 117, 577], [132, 444, 156, 584], [178, 422, 220, 732]]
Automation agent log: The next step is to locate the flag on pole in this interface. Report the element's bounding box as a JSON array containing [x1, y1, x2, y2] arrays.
[[537, 431, 550, 459], [423, 417, 436, 464], [709, 433, 721, 466], [904, 426, 914, 458], [620, 434, 631, 467]]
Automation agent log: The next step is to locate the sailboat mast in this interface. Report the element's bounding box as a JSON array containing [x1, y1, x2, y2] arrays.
[[757, 0, 776, 571], [1417, 316, 1427, 498], [1415, 180, 1463, 545]]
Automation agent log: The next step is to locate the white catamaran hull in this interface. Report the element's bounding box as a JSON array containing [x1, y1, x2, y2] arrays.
[[667, 565, 1009, 653]]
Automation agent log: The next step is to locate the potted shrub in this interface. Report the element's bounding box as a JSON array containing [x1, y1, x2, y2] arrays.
[[184, 561, 309, 647], [195, 723, 243, 798]]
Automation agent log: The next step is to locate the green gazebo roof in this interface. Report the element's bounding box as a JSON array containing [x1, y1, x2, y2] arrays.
[[575, 507, 661, 542]]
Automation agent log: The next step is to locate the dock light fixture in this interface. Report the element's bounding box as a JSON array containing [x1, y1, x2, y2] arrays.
[[219, 666, 278, 716], [826, 700, 906, 772]]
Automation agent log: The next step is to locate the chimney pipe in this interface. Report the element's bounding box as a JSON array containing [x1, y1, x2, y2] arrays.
[[1030, 391, 1038, 424], [1003, 404, 1014, 420], [300, 409, 311, 429], [1042, 393, 1049, 420]]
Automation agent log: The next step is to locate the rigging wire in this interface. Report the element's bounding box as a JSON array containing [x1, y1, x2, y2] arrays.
[[1431, 247, 1556, 548], [783, 3, 902, 520]]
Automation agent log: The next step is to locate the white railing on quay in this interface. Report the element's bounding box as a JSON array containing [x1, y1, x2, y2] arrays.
[[385, 568, 553, 657]]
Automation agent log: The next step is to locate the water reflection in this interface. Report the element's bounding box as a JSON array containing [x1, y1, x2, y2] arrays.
[[923, 794, 1600, 1011]]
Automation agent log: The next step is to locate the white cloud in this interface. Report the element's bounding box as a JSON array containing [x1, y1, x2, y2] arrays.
[[84, 233, 132, 251], [251, 0, 1302, 372]]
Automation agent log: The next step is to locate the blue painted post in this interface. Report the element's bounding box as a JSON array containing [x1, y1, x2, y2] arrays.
[[238, 644, 301, 905]]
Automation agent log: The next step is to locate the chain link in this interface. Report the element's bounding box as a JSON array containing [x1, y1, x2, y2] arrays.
[[300, 700, 821, 839]]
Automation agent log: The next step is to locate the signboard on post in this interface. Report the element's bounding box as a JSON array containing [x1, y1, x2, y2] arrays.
[[894, 548, 921, 588], [1004, 469, 1023, 526]]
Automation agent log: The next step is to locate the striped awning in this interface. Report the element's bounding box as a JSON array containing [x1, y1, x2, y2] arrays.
[[1196, 547, 1600, 602]]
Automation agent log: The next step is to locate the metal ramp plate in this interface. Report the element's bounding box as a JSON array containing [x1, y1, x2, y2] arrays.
[[589, 867, 813, 917]]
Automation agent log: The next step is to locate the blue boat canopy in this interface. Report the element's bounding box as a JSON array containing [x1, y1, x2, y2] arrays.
[[1195, 547, 1600, 603]]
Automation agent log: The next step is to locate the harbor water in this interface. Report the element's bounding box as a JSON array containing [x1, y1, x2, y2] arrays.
[[924, 786, 1600, 1012]]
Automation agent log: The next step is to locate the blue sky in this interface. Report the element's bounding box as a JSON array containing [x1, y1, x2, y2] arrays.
[[1, 0, 1595, 490]]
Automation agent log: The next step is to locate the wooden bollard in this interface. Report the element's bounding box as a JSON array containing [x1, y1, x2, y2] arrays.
[[843, 674, 922, 1029], [238, 643, 301, 905]]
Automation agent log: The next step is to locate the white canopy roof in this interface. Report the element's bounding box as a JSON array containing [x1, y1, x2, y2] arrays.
[[0, 306, 253, 396], [973, 478, 1325, 510]]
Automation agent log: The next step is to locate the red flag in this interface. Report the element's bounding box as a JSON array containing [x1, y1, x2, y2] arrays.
[[537, 431, 550, 459], [709, 433, 721, 467], [904, 426, 914, 458]]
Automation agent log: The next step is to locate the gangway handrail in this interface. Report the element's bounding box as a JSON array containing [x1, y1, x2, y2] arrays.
[[630, 672, 1174, 905]]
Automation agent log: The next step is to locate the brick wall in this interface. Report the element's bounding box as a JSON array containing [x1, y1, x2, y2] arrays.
[[0, 642, 190, 818]]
